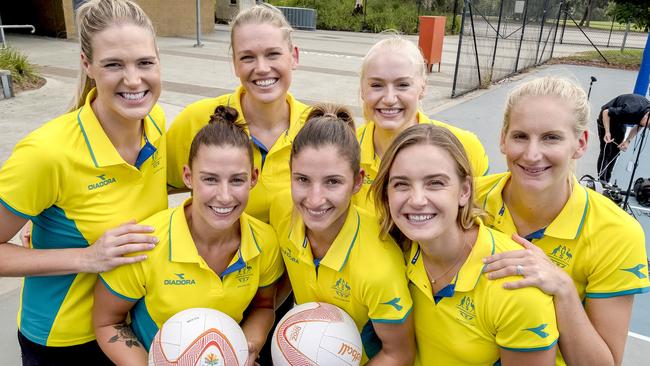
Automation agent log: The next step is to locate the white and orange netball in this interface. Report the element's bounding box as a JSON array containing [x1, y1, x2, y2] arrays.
[[148, 308, 248, 366], [271, 302, 362, 366]]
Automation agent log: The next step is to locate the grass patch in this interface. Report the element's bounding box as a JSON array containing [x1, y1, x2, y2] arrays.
[[552, 49, 643, 70], [0, 47, 43, 91], [561, 20, 644, 33]]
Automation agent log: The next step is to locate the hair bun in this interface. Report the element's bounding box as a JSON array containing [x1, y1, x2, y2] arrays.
[[209, 105, 239, 125], [306, 103, 355, 131]]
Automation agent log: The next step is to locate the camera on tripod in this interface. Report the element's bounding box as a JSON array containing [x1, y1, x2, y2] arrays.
[[579, 175, 625, 204]]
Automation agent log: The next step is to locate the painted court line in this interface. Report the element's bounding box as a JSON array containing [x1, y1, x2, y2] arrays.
[[629, 331, 650, 343]]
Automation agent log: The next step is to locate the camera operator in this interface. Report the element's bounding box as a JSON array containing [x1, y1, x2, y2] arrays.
[[597, 93, 650, 182]]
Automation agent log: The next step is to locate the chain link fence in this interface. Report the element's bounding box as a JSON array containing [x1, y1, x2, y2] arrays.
[[452, 0, 564, 97], [557, 2, 647, 50], [451, 0, 648, 97]]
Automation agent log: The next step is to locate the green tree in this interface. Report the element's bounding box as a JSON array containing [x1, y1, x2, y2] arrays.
[[608, 0, 650, 31]]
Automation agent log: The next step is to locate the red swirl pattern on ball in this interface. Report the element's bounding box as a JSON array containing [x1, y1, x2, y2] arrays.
[[275, 303, 344, 365], [150, 328, 240, 365]]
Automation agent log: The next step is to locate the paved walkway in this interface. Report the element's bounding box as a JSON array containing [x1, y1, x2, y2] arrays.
[[0, 25, 648, 365]]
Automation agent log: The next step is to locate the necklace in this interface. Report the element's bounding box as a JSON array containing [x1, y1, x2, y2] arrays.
[[422, 234, 470, 285]]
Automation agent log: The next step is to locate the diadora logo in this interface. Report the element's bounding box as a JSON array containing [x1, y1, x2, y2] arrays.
[[524, 324, 550, 338], [88, 174, 117, 191], [332, 278, 351, 299], [236, 264, 253, 283], [163, 273, 196, 285], [457, 296, 476, 321], [548, 245, 573, 268], [280, 247, 299, 264], [381, 297, 403, 311], [621, 263, 648, 279]]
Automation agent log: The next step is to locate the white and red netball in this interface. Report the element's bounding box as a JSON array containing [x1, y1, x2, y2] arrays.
[[148, 308, 248, 366], [271, 302, 363, 366]]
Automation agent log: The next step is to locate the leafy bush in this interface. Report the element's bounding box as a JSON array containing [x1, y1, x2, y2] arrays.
[[269, 0, 459, 34], [0, 47, 40, 87]]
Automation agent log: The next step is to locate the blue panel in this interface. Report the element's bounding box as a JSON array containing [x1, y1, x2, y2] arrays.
[[500, 338, 558, 352], [130, 299, 159, 350], [18, 205, 88, 344], [31, 205, 88, 249], [134, 132, 157, 169], [221, 249, 246, 278], [586, 287, 650, 298], [19, 274, 77, 345], [360, 320, 382, 359], [371, 307, 413, 324], [251, 135, 269, 168]]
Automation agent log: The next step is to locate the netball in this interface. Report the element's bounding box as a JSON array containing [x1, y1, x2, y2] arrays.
[[148, 308, 248, 366], [271, 302, 362, 366]]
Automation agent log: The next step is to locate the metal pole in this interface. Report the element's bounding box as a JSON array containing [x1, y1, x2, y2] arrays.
[[468, 3, 482, 88], [0, 12, 5, 50], [489, 0, 505, 74], [194, 0, 203, 47], [451, 0, 459, 34], [607, 16, 615, 47], [549, 0, 563, 60], [567, 12, 608, 63], [623, 123, 649, 209], [621, 21, 630, 52], [560, 4, 569, 44], [451, 0, 468, 97], [535, 0, 549, 65], [514, 0, 529, 72], [0, 25, 36, 49], [363, 0, 368, 31]]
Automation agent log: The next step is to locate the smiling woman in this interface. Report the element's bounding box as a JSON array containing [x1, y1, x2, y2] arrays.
[[0, 0, 167, 364], [354, 36, 489, 213], [270, 104, 416, 365], [94, 106, 283, 366], [476, 77, 650, 365], [371, 124, 558, 366], [167, 3, 310, 224]]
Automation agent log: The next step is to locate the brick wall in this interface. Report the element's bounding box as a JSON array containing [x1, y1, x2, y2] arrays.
[[63, 0, 215, 39]]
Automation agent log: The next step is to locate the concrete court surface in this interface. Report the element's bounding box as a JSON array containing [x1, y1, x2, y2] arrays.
[[1, 24, 649, 364]]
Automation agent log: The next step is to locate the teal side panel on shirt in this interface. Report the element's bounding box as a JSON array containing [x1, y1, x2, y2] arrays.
[[131, 299, 159, 350], [19, 205, 88, 345], [361, 320, 382, 359], [19, 274, 78, 345], [32, 205, 88, 249]]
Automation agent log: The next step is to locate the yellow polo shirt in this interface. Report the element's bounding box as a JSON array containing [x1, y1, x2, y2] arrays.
[[476, 172, 650, 300], [408, 223, 558, 365], [0, 88, 167, 346], [270, 194, 412, 362], [354, 111, 489, 212], [166, 86, 311, 223], [99, 198, 284, 350]]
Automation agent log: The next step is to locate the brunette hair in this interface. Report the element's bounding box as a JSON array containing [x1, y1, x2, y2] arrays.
[[290, 104, 359, 175], [188, 106, 253, 169]]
